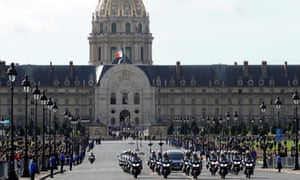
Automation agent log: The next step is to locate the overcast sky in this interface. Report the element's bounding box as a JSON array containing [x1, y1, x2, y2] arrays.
[[0, 0, 300, 66]]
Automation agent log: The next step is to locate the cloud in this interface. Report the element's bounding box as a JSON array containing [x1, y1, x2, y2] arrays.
[[0, 0, 96, 33]]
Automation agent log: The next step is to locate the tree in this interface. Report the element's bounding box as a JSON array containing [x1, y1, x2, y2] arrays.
[[190, 120, 199, 135], [180, 122, 189, 135], [167, 123, 175, 135]]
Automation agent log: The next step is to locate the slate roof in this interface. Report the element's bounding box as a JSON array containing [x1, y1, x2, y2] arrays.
[[0, 63, 96, 87], [1, 62, 299, 88], [98, 63, 300, 87]]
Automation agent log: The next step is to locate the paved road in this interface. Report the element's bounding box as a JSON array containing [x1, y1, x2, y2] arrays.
[[48, 139, 300, 180]]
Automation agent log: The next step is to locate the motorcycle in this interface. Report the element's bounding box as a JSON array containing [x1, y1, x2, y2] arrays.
[[161, 159, 171, 179], [244, 160, 255, 178], [131, 159, 142, 178], [218, 160, 229, 179], [232, 159, 242, 175], [190, 160, 202, 179], [155, 160, 162, 175], [88, 154, 95, 164], [149, 159, 156, 172], [182, 159, 190, 176], [208, 160, 218, 176]]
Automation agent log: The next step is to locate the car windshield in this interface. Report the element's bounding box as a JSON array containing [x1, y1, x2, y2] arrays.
[[168, 153, 183, 160]]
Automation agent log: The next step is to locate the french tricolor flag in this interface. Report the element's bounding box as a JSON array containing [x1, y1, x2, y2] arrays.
[[115, 50, 123, 59]]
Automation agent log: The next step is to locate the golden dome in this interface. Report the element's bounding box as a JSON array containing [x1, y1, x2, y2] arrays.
[[96, 0, 147, 17]]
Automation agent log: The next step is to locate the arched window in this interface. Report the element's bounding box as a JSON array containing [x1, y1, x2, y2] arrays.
[[125, 23, 131, 33], [134, 93, 140, 104], [111, 23, 117, 33], [110, 93, 116, 104], [122, 93, 128, 104]]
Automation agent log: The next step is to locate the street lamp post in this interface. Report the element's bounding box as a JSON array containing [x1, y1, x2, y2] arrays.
[[292, 91, 299, 170], [32, 85, 40, 170], [47, 97, 53, 158], [226, 112, 230, 151], [6, 62, 18, 180], [275, 96, 282, 154], [52, 102, 58, 159], [233, 112, 238, 147], [70, 116, 78, 158], [68, 112, 73, 156], [40, 91, 48, 171], [21, 75, 30, 177], [260, 101, 267, 168], [64, 110, 70, 155], [206, 116, 210, 152]]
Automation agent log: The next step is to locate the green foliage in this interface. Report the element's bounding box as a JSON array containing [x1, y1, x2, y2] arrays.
[[167, 124, 174, 135]]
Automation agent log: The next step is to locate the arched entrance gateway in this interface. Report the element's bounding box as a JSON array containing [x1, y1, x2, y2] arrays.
[[95, 64, 156, 138], [120, 110, 132, 137]]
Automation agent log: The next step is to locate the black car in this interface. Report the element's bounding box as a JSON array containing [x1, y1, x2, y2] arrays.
[[166, 150, 184, 170]]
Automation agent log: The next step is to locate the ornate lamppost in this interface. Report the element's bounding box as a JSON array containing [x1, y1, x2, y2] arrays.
[[21, 75, 30, 177], [275, 96, 282, 154], [226, 112, 231, 151], [260, 101, 267, 168], [47, 97, 53, 157], [52, 102, 58, 158], [233, 111, 238, 147], [40, 91, 48, 171], [7, 62, 18, 180], [292, 91, 299, 170], [32, 85, 40, 170], [70, 116, 78, 158], [64, 110, 70, 155]]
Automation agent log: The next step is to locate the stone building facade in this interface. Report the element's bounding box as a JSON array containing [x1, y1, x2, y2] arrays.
[[0, 0, 299, 138]]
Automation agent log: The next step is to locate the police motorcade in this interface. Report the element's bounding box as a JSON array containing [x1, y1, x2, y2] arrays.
[[118, 150, 143, 178], [231, 150, 242, 176], [207, 151, 218, 176], [160, 152, 172, 179], [182, 150, 191, 176], [218, 151, 230, 179], [130, 151, 143, 178], [155, 151, 163, 175], [189, 152, 202, 180], [147, 150, 157, 172], [243, 151, 255, 178]]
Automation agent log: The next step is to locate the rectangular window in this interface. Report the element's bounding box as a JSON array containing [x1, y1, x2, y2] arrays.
[[75, 98, 80, 105], [134, 93, 140, 104], [110, 93, 116, 104], [125, 47, 131, 60], [192, 98, 196, 105], [111, 47, 117, 62], [170, 108, 175, 115], [140, 47, 144, 61], [65, 99, 69, 105], [98, 47, 101, 62], [227, 99, 232, 105]]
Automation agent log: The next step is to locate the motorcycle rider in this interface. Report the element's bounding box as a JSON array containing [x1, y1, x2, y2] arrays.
[[148, 151, 156, 165], [183, 150, 191, 174], [243, 150, 255, 177], [191, 151, 199, 161]]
